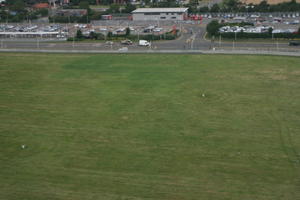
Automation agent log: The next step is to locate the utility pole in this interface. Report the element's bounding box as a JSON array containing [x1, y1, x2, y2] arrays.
[[37, 37, 40, 49], [211, 35, 215, 50]]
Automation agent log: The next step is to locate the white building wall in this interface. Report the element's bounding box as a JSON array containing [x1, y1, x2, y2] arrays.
[[133, 12, 185, 21]]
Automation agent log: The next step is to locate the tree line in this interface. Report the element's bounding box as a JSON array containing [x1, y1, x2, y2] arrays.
[[194, 0, 300, 13]]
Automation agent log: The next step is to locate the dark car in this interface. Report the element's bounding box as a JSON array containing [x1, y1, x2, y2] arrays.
[[121, 40, 133, 45], [289, 41, 300, 46]]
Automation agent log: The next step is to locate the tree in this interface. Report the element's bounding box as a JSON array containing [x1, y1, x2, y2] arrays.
[[39, 8, 49, 17], [107, 31, 113, 38], [125, 27, 130, 36], [206, 20, 220, 36], [123, 3, 136, 13], [11, 0, 26, 12], [76, 29, 83, 39], [79, 1, 90, 9], [268, 27, 273, 35], [210, 4, 220, 12], [222, 0, 240, 12], [187, 0, 199, 13], [153, 0, 179, 8], [199, 6, 209, 12], [108, 4, 120, 13], [89, 31, 97, 39], [190, 0, 199, 7], [257, 0, 269, 12]]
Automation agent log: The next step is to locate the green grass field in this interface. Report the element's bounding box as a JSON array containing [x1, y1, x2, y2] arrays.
[[0, 53, 300, 200]]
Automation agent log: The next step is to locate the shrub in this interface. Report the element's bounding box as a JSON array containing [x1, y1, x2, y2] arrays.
[[207, 20, 221, 36]]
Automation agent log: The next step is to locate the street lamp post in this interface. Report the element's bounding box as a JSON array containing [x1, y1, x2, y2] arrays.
[[37, 37, 39, 49]]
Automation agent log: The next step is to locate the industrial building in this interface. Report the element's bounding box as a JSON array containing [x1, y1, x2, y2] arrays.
[[132, 8, 188, 21]]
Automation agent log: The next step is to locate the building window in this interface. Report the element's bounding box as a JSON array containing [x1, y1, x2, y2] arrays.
[[172, 17, 176, 19], [160, 17, 166, 19], [144, 13, 160, 15]]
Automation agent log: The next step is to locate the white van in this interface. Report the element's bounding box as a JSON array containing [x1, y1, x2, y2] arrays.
[[139, 40, 150, 46]]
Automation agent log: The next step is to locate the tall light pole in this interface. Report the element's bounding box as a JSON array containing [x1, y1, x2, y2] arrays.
[[37, 37, 40, 49]]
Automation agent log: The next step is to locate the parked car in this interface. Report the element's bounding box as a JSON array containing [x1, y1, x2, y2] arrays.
[[105, 41, 114, 45], [121, 40, 133, 45], [118, 47, 128, 52], [153, 28, 163, 33], [289, 41, 300, 46]]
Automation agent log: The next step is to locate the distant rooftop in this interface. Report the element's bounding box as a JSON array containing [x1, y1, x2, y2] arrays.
[[132, 8, 188, 13], [33, 3, 49, 9]]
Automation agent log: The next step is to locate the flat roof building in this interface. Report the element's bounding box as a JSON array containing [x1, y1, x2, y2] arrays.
[[132, 8, 188, 21]]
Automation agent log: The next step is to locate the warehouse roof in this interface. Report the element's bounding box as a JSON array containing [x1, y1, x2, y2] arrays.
[[132, 8, 188, 13]]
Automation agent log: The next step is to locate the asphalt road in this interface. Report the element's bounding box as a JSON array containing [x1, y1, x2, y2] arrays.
[[1, 23, 299, 52]]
